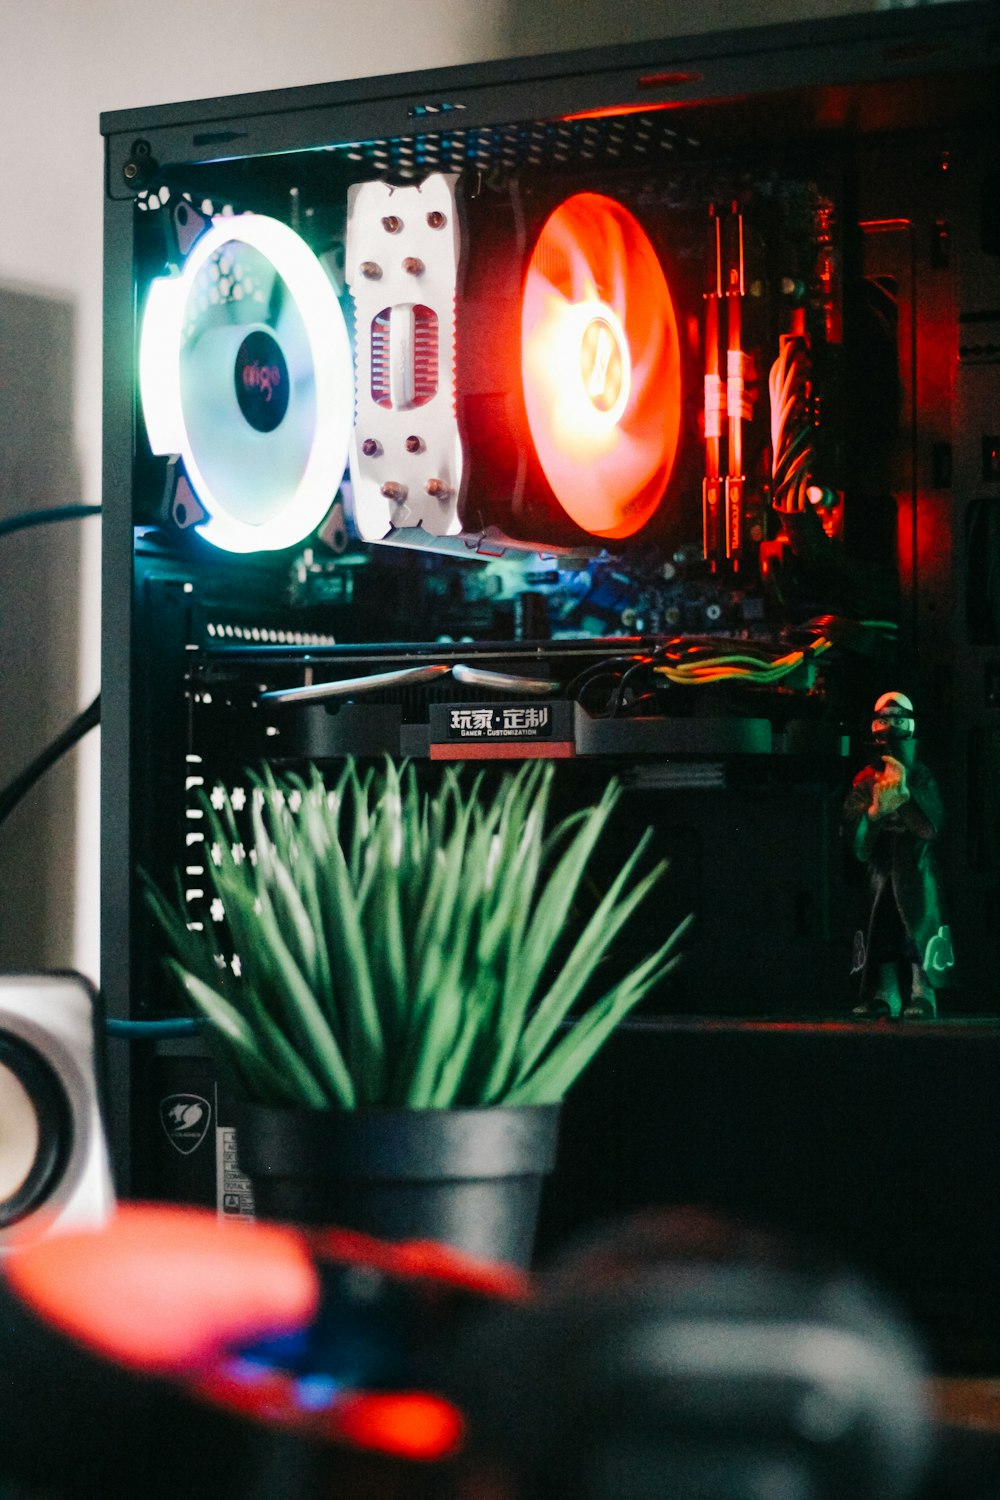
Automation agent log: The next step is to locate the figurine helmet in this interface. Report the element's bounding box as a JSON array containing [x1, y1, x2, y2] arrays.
[[871, 691, 915, 741]]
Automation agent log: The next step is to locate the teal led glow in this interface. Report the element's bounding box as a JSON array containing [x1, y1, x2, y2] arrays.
[[139, 213, 353, 554]]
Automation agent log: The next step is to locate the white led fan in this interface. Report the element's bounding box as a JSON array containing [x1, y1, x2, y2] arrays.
[[140, 213, 353, 554]]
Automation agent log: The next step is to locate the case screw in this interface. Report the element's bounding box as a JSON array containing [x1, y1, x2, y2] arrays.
[[123, 139, 156, 187]]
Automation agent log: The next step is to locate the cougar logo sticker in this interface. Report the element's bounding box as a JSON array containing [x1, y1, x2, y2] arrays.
[[160, 1094, 211, 1155]]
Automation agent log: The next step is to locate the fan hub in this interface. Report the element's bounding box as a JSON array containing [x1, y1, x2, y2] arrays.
[[577, 306, 630, 424], [235, 329, 289, 433]]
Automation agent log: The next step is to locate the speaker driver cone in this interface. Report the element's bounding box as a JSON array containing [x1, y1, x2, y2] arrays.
[[0, 1035, 72, 1229]]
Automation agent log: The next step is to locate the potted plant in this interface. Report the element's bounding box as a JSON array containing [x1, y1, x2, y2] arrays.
[[146, 760, 691, 1264]]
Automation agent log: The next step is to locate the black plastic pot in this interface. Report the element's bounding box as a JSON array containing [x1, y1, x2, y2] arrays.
[[230, 1102, 561, 1267]]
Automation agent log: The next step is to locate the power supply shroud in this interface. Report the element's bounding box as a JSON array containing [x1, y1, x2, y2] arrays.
[[102, 4, 1000, 1370]]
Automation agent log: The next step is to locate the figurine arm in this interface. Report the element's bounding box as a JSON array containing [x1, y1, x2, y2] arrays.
[[845, 757, 925, 859], [847, 759, 941, 848], [844, 774, 879, 862], [868, 754, 909, 820], [853, 809, 880, 862], [896, 764, 942, 841]]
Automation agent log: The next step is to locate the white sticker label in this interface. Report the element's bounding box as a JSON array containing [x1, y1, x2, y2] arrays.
[[216, 1124, 255, 1220]]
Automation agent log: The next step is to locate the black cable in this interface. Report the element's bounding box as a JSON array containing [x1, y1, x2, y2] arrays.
[[623, 691, 659, 714], [608, 656, 656, 717], [0, 694, 101, 826], [0, 504, 101, 539], [563, 654, 646, 703], [575, 669, 631, 712], [0, 506, 103, 814]]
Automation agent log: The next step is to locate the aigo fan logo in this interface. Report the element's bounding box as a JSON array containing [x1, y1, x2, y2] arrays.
[[235, 329, 289, 431], [241, 364, 281, 400]]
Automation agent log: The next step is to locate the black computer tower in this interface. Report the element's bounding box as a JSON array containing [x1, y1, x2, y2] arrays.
[[101, 3, 1000, 1367]]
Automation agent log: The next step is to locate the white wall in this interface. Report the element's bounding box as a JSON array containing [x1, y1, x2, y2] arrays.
[[0, 0, 893, 986], [0, 0, 514, 983]]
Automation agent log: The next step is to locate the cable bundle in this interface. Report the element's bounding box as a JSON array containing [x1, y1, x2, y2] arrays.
[[654, 619, 897, 689], [768, 336, 829, 516], [656, 637, 831, 688]]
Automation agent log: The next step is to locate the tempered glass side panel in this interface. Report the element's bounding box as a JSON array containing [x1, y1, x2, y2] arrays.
[[106, 11, 1000, 1026], [101, 6, 1000, 1364]]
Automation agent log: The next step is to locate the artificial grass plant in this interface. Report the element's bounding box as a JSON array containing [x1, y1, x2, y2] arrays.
[[145, 759, 692, 1110]]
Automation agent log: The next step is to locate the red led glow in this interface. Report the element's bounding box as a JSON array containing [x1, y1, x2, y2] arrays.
[[331, 1391, 465, 1460], [563, 99, 700, 122], [521, 192, 682, 538], [309, 1230, 531, 1299], [5, 1203, 318, 1372], [192, 1368, 466, 1460]]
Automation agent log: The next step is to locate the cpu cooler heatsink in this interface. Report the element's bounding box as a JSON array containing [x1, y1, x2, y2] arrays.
[[345, 175, 688, 557], [347, 175, 463, 543], [139, 212, 354, 554]]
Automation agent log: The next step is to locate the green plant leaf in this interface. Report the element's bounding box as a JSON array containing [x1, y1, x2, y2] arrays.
[[291, 851, 336, 1041], [498, 780, 619, 1029], [249, 883, 356, 1107], [314, 823, 385, 1101], [505, 913, 695, 1103], [146, 758, 694, 1112], [170, 962, 328, 1107], [427, 970, 502, 1107], [142, 874, 217, 986], [512, 835, 668, 1087]]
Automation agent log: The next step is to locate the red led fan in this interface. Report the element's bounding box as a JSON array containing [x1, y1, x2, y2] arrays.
[[520, 193, 682, 540]]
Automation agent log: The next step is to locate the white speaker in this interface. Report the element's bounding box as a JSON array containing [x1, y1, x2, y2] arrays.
[[0, 973, 114, 1250]]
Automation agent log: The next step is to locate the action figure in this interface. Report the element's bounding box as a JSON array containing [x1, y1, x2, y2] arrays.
[[843, 691, 954, 1018]]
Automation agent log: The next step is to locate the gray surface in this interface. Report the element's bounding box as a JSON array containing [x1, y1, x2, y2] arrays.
[[0, 286, 84, 968]]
